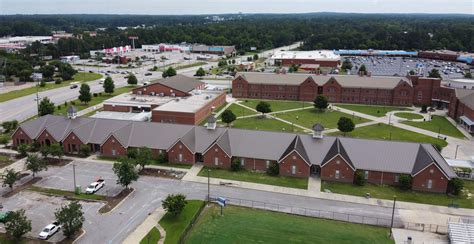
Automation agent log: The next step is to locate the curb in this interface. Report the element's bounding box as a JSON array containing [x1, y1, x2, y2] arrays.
[[72, 229, 87, 244], [98, 187, 136, 215]]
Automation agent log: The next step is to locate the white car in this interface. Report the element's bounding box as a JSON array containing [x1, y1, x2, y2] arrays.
[[38, 222, 60, 240], [99, 79, 105, 84], [85, 179, 105, 194]]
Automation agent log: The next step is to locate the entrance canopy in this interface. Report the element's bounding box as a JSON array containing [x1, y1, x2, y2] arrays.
[[460, 116, 474, 126]]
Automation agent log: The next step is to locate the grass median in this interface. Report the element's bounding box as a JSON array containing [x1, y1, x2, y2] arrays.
[[140, 227, 161, 244], [198, 166, 308, 189], [27, 186, 106, 201], [240, 99, 311, 112], [159, 200, 204, 244], [402, 115, 465, 139], [275, 108, 370, 129], [335, 104, 411, 117]]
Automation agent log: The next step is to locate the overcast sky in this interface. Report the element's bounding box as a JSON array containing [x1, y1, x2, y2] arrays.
[[0, 0, 472, 15]]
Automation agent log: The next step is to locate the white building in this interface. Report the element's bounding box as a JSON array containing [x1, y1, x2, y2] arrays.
[[443, 79, 474, 90], [269, 50, 341, 68]]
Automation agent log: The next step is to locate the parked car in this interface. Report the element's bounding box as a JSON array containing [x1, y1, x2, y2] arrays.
[[70, 84, 78, 89], [85, 178, 105, 194], [0, 211, 12, 223], [99, 79, 105, 84], [145, 72, 152, 76], [38, 222, 61, 240]]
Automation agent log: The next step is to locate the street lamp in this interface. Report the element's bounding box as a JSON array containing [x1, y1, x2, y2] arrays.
[[207, 169, 211, 205], [455, 145, 460, 159], [389, 196, 397, 237], [72, 163, 77, 194]]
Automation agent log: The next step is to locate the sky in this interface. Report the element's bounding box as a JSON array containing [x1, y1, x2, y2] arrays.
[[0, 0, 472, 15]]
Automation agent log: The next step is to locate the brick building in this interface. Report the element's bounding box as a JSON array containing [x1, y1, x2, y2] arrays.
[[12, 115, 457, 193], [447, 89, 474, 133], [418, 50, 460, 62], [233, 72, 445, 106]]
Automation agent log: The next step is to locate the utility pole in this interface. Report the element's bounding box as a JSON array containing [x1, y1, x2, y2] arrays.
[[73, 163, 77, 194], [389, 196, 397, 237], [207, 169, 211, 205], [455, 145, 459, 159]]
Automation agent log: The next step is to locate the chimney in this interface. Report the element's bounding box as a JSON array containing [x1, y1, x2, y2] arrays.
[[67, 106, 77, 119], [206, 114, 217, 130], [311, 123, 324, 139]]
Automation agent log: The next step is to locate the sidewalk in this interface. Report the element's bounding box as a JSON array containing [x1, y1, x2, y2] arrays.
[[122, 207, 166, 244]]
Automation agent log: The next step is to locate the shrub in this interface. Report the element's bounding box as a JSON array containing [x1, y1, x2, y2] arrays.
[[448, 178, 464, 195], [266, 161, 279, 176], [71, 101, 76, 105], [57, 105, 61, 110], [420, 105, 428, 113], [156, 152, 167, 164], [230, 159, 241, 172], [17, 144, 29, 157], [354, 170, 366, 186], [79, 145, 91, 157], [93, 93, 98, 97], [398, 174, 412, 190], [54, 78, 62, 84], [39, 80, 46, 87]]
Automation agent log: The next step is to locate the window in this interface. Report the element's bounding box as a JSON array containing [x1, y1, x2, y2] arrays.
[[395, 175, 399, 183], [214, 157, 219, 166], [112, 149, 116, 156], [178, 144, 182, 149], [291, 165, 296, 175], [429, 169, 434, 174], [364, 171, 369, 180], [335, 170, 340, 179], [427, 180, 433, 189], [266, 160, 270, 168], [240, 158, 245, 166], [178, 154, 183, 162]]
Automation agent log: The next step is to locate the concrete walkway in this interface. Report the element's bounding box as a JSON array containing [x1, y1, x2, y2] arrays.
[[392, 228, 448, 244], [122, 207, 166, 244]]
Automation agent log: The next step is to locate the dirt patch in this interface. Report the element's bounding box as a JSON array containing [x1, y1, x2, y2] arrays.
[[139, 168, 186, 179], [98, 188, 134, 214], [2, 177, 42, 198], [45, 158, 72, 167], [58, 228, 85, 244]]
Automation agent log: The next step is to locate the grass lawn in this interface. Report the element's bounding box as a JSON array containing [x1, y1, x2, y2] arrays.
[[151, 161, 193, 169], [0, 72, 102, 103], [198, 166, 308, 189], [140, 227, 161, 244], [159, 200, 204, 244], [185, 204, 393, 244], [394, 112, 424, 120], [322, 180, 473, 209], [175, 61, 207, 70], [336, 104, 411, 117], [275, 108, 370, 129], [402, 115, 465, 139], [328, 123, 448, 149], [218, 103, 257, 119], [0, 154, 14, 168], [27, 186, 106, 201], [54, 86, 136, 116], [229, 116, 305, 133], [240, 99, 311, 112]]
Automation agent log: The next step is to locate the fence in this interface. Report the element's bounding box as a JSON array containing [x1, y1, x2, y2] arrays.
[[211, 195, 449, 234]]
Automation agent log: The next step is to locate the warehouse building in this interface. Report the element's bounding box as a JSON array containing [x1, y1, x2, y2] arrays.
[[269, 50, 341, 68], [191, 44, 236, 56], [12, 114, 457, 193]]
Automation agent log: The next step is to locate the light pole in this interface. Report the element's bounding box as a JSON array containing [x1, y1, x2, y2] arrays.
[[207, 169, 211, 205], [73, 163, 77, 194], [455, 145, 459, 159], [389, 196, 397, 237]]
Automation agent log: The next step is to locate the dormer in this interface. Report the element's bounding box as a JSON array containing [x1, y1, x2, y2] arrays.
[[312, 123, 324, 139]]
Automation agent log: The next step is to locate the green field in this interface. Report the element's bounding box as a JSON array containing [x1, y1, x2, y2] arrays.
[[336, 104, 410, 117], [54, 86, 136, 116], [218, 103, 257, 119], [175, 61, 208, 70], [0, 72, 103, 103], [240, 99, 311, 112], [229, 116, 305, 133], [198, 167, 308, 189], [322, 180, 473, 209], [402, 115, 465, 139], [160, 200, 204, 244], [328, 123, 448, 149], [28, 186, 106, 201], [185, 205, 393, 244], [275, 108, 370, 129], [394, 112, 424, 120], [140, 227, 161, 244]]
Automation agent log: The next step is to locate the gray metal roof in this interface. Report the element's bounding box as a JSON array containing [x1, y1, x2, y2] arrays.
[[312, 123, 324, 131], [459, 92, 474, 111]]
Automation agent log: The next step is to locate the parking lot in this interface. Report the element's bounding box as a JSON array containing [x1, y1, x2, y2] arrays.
[[347, 56, 467, 79]]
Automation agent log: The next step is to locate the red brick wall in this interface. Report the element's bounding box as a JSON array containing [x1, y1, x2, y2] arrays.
[[298, 77, 318, 101], [418, 52, 458, 62], [322, 78, 342, 103], [412, 164, 449, 193], [132, 83, 188, 97], [232, 76, 249, 98], [203, 144, 231, 169], [11, 128, 33, 148], [453, 101, 474, 123], [100, 135, 127, 157], [364, 170, 399, 186], [103, 104, 131, 112], [392, 81, 414, 106], [63, 132, 84, 154], [280, 59, 340, 68], [37, 129, 57, 147], [237, 157, 273, 171], [321, 155, 355, 183], [279, 151, 310, 178], [167, 141, 195, 164], [411, 77, 441, 106], [193, 92, 226, 124]]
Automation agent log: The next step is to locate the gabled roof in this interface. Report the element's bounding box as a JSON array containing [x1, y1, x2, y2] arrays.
[[312, 123, 324, 131], [139, 75, 204, 94], [459, 92, 474, 110], [18, 115, 65, 139], [412, 144, 434, 175], [279, 135, 311, 165], [215, 129, 232, 156], [420, 144, 457, 178], [321, 138, 355, 169]]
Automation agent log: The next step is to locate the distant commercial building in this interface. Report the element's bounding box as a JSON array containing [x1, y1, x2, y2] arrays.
[[191, 44, 236, 56], [269, 50, 341, 68], [443, 79, 474, 90], [52, 31, 74, 40], [0, 36, 54, 51], [142, 43, 191, 52], [60, 55, 80, 63], [418, 50, 460, 62], [90, 45, 131, 57]]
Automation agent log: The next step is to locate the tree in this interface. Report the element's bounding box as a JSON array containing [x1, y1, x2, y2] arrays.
[[420, 104, 428, 113], [78, 83, 92, 105], [135, 147, 153, 170], [18, 69, 33, 82], [253, 54, 259, 60], [40, 146, 50, 159], [409, 70, 416, 75], [55, 201, 84, 239], [1, 120, 18, 134], [221, 109, 236, 126], [2, 169, 19, 189], [4, 209, 31, 240], [162, 67, 177, 78], [103, 77, 115, 94], [113, 158, 139, 189], [230, 159, 241, 172], [428, 69, 441, 78], [17, 144, 29, 157], [218, 60, 228, 67], [38, 97, 55, 116], [313, 95, 329, 111], [354, 170, 366, 186], [266, 161, 279, 176], [41, 64, 55, 80], [358, 64, 367, 75], [127, 74, 138, 85], [156, 152, 167, 164], [337, 117, 355, 136], [0, 135, 10, 147], [162, 194, 187, 216], [448, 178, 464, 195], [341, 59, 352, 71], [79, 145, 91, 157], [26, 154, 47, 177], [195, 67, 206, 77], [464, 72, 472, 79], [398, 174, 412, 190], [256, 101, 272, 116], [59, 63, 77, 81], [49, 143, 64, 162]]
